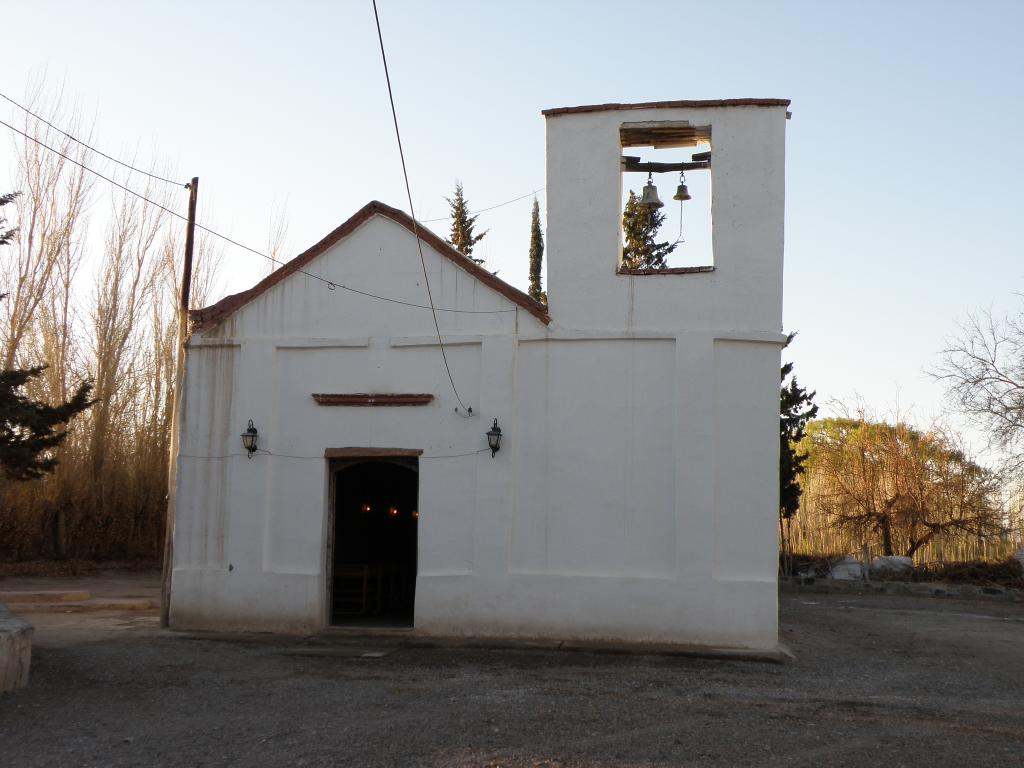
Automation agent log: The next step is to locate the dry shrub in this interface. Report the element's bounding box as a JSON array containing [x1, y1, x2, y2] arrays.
[[907, 559, 1024, 589]]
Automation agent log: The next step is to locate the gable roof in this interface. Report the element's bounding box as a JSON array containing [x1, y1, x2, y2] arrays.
[[189, 200, 550, 332]]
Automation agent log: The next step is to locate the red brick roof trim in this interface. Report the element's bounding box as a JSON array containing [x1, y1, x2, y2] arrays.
[[542, 99, 791, 116], [189, 201, 550, 332], [312, 393, 434, 406]]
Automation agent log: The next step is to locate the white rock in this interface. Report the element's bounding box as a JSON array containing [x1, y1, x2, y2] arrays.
[[829, 555, 865, 581], [870, 555, 914, 577]]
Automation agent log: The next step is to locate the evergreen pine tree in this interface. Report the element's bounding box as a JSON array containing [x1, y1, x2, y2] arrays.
[[621, 190, 676, 270], [0, 366, 93, 480], [445, 182, 487, 264], [0, 191, 18, 248], [779, 333, 818, 520], [527, 198, 545, 304]]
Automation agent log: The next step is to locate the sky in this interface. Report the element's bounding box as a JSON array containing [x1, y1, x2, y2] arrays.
[[2, 0, 1024, 455]]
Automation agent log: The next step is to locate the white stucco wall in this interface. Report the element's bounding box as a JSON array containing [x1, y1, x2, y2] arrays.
[[170, 101, 788, 650]]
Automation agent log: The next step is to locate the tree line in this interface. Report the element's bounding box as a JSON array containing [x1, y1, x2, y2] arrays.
[[781, 352, 1024, 564], [0, 94, 219, 562], [443, 181, 546, 305]]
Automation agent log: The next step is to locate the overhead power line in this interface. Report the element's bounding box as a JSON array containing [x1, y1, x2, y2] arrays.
[[421, 188, 545, 223], [0, 90, 189, 188], [372, 0, 473, 415], [0, 116, 516, 316], [182, 447, 489, 461], [2, 89, 541, 226]]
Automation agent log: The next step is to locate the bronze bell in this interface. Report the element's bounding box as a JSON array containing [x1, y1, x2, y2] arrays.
[[673, 182, 691, 202], [639, 176, 664, 209]]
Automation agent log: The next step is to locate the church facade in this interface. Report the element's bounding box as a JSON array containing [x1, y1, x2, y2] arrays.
[[168, 98, 790, 651]]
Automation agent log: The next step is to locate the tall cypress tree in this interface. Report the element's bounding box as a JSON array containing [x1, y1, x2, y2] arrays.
[[527, 198, 545, 304], [621, 190, 676, 270], [445, 182, 487, 264]]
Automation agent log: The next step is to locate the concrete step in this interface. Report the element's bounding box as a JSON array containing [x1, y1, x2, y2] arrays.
[[9, 597, 159, 614], [0, 590, 91, 604]]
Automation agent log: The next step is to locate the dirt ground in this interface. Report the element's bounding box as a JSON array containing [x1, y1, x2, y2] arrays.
[[1, 589, 1022, 767]]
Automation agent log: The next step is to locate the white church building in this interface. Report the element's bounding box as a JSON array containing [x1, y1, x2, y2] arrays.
[[168, 98, 790, 651]]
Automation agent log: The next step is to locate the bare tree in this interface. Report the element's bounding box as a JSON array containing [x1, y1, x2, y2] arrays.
[[1, 87, 92, 369], [266, 204, 289, 274], [0, 87, 94, 558], [85, 177, 168, 528], [799, 411, 1004, 558], [935, 307, 1024, 468]]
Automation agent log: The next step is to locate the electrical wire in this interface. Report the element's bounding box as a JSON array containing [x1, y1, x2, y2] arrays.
[[0, 90, 189, 188], [0, 116, 515, 316], [420, 448, 490, 460], [0, 116, 184, 219], [670, 172, 686, 246], [372, 0, 472, 415], [421, 188, 544, 223], [180, 448, 489, 460], [2, 88, 541, 229]]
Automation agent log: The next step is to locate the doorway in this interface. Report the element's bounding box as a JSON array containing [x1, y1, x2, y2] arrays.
[[329, 458, 418, 627]]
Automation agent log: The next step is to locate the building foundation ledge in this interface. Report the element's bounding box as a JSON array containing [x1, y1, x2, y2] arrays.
[[167, 625, 793, 664], [405, 635, 794, 664]]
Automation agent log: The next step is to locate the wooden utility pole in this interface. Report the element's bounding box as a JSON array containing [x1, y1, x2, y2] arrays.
[[160, 176, 198, 628], [180, 178, 198, 313]]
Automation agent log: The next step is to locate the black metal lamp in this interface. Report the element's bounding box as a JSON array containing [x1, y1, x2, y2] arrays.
[[241, 419, 258, 458], [486, 418, 502, 457]]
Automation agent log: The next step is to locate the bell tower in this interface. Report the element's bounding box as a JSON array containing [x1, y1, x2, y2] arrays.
[[542, 99, 790, 334]]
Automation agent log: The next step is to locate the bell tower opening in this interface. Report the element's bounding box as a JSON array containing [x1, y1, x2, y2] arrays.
[[619, 121, 713, 271]]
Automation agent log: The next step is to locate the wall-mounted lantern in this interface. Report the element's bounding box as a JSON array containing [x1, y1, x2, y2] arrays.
[[240, 419, 259, 458], [486, 418, 502, 457]]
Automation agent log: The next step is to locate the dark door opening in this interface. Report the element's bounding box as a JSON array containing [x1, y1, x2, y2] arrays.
[[330, 459, 418, 627]]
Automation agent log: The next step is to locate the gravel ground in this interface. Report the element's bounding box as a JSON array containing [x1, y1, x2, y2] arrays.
[[1, 592, 1022, 767]]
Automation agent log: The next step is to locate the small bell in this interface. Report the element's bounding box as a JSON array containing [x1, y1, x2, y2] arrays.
[[639, 173, 664, 210], [673, 172, 691, 202]]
